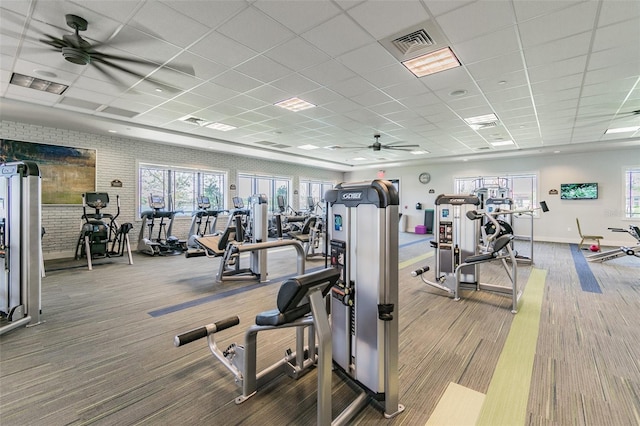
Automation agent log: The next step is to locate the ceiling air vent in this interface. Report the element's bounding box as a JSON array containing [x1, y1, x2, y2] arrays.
[[392, 29, 434, 56], [255, 141, 277, 146], [100, 106, 139, 118], [59, 97, 102, 110], [379, 20, 451, 61], [272, 144, 290, 149], [180, 116, 208, 126], [476, 147, 491, 151]]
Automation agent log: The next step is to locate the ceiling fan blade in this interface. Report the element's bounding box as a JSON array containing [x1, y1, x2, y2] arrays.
[[384, 144, 419, 148], [92, 57, 180, 93], [40, 34, 69, 49], [91, 56, 150, 80], [91, 61, 134, 90], [90, 51, 161, 66], [91, 52, 195, 77], [385, 147, 415, 151]]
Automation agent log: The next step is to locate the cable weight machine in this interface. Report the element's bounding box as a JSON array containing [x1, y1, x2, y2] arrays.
[[0, 161, 43, 335]]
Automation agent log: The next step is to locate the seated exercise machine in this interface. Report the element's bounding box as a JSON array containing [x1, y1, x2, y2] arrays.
[[587, 225, 640, 262], [413, 195, 548, 313], [287, 214, 326, 259], [138, 194, 185, 256], [193, 194, 306, 283], [175, 268, 339, 425], [1, 161, 42, 335], [175, 180, 403, 424], [74, 192, 133, 270]]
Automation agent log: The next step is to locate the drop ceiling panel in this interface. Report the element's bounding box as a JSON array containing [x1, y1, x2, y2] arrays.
[[337, 42, 398, 75], [264, 37, 331, 72], [435, 1, 516, 44], [454, 26, 520, 65], [593, 19, 640, 51], [129, 1, 211, 48], [254, 0, 342, 34], [347, 0, 430, 40], [189, 31, 257, 68], [518, 2, 598, 48], [602, 3, 640, 27], [217, 6, 293, 52], [163, 0, 249, 29], [301, 14, 373, 57]]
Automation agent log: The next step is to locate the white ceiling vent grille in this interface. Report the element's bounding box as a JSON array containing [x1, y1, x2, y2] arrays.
[[379, 20, 451, 61], [180, 116, 208, 126], [392, 29, 434, 56], [100, 106, 139, 118]]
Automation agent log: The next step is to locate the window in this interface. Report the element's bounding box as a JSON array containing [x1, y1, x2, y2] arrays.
[[300, 179, 335, 211], [624, 167, 640, 218], [138, 163, 226, 216], [237, 173, 291, 212], [455, 173, 538, 213]]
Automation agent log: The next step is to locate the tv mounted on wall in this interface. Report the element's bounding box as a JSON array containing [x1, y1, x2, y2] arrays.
[[560, 182, 598, 200]]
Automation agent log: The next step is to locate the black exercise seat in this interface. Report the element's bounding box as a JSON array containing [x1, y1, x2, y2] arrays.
[[255, 268, 339, 327], [288, 216, 316, 241], [464, 234, 514, 264]]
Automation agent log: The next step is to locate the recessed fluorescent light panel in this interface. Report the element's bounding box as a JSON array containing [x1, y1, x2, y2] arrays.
[[464, 114, 498, 125], [490, 140, 515, 146], [352, 157, 367, 161], [206, 122, 236, 131], [605, 126, 640, 134], [402, 47, 461, 77], [298, 144, 319, 150], [274, 97, 316, 112], [10, 72, 68, 94], [411, 150, 429, 155]]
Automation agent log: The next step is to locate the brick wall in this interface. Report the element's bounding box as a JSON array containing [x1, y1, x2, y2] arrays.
[[2, 120, 344, 259]]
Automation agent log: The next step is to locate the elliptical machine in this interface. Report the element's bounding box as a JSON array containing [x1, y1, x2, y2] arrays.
[[187, 196, 223, 249], [74, 192, 133, 270], [138, 194, 185, 256]]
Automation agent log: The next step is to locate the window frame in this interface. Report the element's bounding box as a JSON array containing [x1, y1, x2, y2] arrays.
[[237, 172, 292, 213], [454, 173, 540, 215], [624, 166, 640, 219], [137, 162, 227, 218]]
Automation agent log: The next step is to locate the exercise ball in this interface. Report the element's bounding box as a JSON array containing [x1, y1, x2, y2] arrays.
[[589, 244, 600, 252]]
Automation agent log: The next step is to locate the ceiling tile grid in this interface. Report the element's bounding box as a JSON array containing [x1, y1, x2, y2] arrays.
[[0, 0, 638, 170]]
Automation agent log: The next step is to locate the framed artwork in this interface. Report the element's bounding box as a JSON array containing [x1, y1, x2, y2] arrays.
[[1, 139, 96, 204]]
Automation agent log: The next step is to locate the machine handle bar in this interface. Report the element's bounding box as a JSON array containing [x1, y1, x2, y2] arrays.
[[411, 265, 430, 277], [174, 316, 240, 347]]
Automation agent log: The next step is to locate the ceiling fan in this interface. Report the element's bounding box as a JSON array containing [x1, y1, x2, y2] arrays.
[[364, 134, 420, 152], [37, 14, 191, 88]]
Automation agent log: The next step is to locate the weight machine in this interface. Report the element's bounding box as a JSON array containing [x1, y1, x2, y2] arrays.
[[413, 195, 548, 313], [74, 192, 133, 270], [587, 225, 640, 262], [0, 161, 42, 335], [175, 180, 402, 424]]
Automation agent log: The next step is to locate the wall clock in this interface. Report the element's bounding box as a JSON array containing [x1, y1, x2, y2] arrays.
[[418, 172, 431, 184]]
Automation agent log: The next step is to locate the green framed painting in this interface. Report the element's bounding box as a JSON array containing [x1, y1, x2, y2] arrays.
[[1, 139, 96, 204]]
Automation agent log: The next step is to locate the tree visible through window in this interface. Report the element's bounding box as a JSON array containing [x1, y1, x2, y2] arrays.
[[138, 163, 226, 216], [625, 167, 640, 218]]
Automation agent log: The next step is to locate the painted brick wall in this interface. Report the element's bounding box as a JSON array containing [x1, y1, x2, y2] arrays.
[[2, 120, 344, 259]]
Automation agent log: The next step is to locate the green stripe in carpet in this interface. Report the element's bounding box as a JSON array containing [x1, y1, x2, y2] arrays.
[[475, 267, 547, 426]]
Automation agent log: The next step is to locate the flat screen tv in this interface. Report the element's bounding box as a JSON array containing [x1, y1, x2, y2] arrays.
[[560, 182, 598, 200]]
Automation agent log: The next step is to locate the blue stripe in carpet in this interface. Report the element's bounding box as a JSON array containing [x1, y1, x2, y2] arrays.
[[148, 265, 326, 317], [399, 236, 433, 249], [569, 243, 602, 293]]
